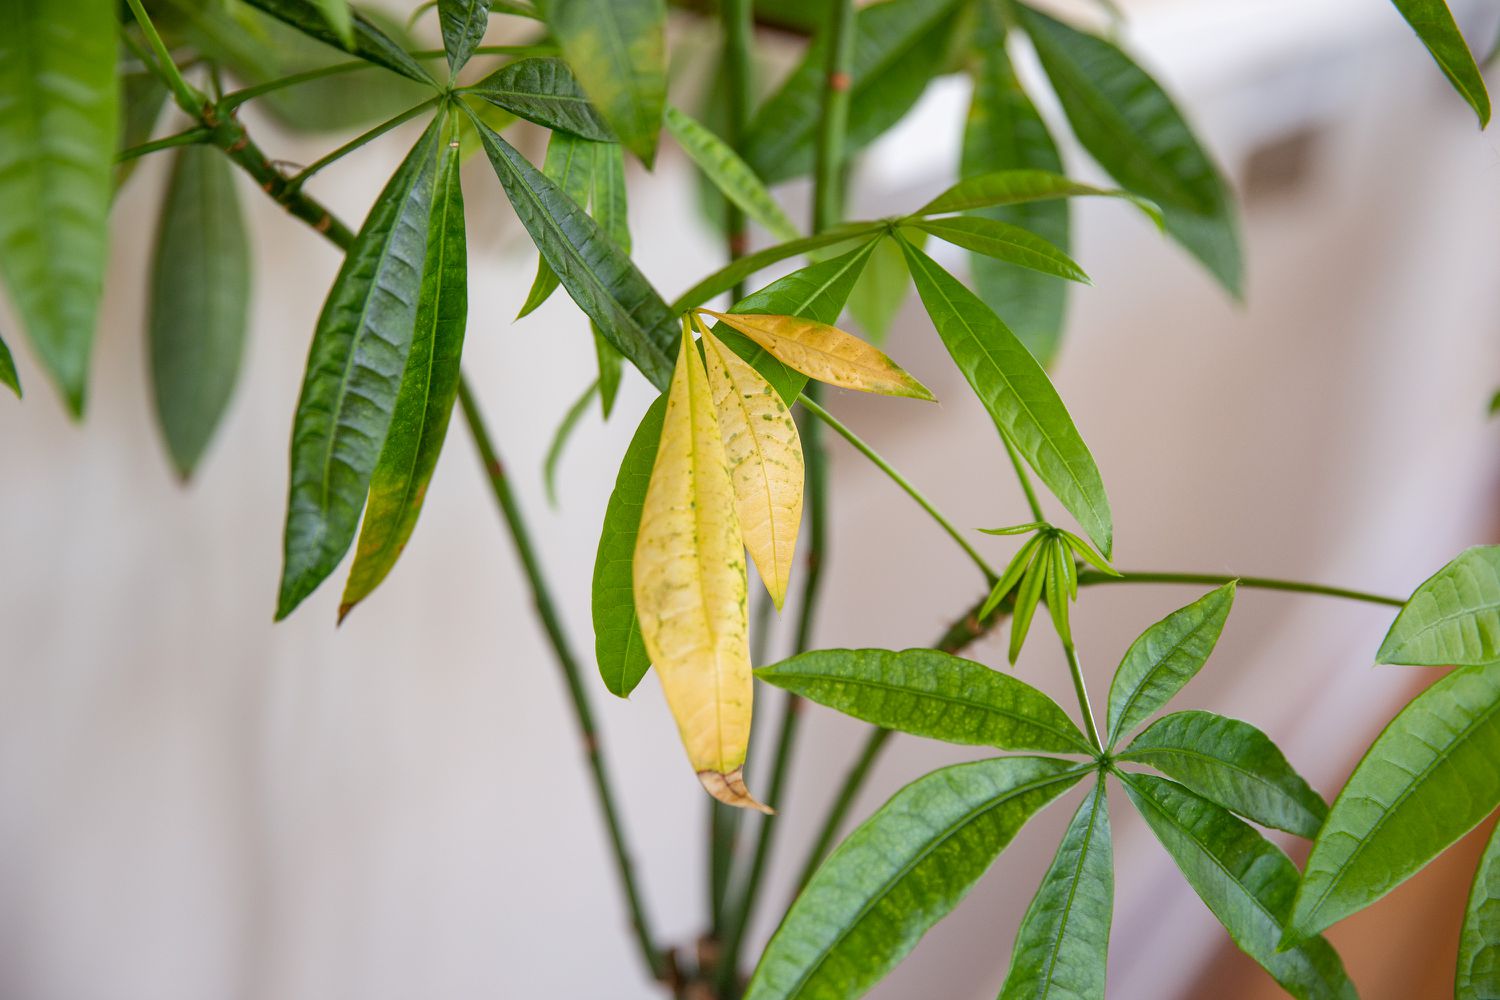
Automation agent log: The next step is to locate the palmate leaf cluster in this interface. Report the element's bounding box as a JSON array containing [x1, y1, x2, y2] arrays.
[[0, 0, 1497, 997]]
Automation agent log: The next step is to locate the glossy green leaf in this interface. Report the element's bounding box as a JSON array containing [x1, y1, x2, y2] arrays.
[[898, 239, 1113, 557], [468, 111, 677, 390], [1457, 820, 1500, 1000], [148, 145, 250, 480], [846, 232, 914, 345], [962, 4, 1071, 365], [741, 0, 964, 184], [756, 647, 1092, 753], [998, 779, 1113, 1000], [540, 0, 665, 164], [1121, 710, 1327, 837], [313, 0, 353, 45], [438, 0, 490, 75], [1377, 546, 1500, 667], [241, 0, 436, 84], [0, 334, 19, 398], [1105, 582, 1236, 748], [1017, 5, 1242, 296], [980, 533, 1045, 620], [1045, 536, 1075, 647], [276, 120, 442, 620], [1390, 0, 1490, 127], [0, 0, 118, 415], [591, 142, 630, 415], [663, 105, 798, 243], [593, 396, 664, 696], [340, 125, 467, 620], [914, 170, 1159, 223], [464, 58, 616, 141], [518, 131, 598, 319], [744, 756, 1086, 1000], [1289, 663, 1500, 942], [1009, 547, 1048, 665], [1121, 773, 1357, 1000], [909, 217, 1089, 284], [544, 379, 597, 507]]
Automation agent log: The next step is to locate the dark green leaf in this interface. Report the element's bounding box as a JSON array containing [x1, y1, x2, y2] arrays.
[[1017, 4, 1242, 296], [1121, 773, 1357, 1000], [663, 104, 798, 242], [276, 120, 443, 620], [339, 123, 468, 619], [540, 0, 666, 164], [148, 145, 250, 479], [240, 0, 436, 84], [464, 57, 617, 141], [846, 232, 913, 345], [594, 328, 622, 416], [1104, 582, 1236, 748], [0, 0, 118, 414], [1458, 820, 1500, 1000], [998, 779, 1112, 1000], [518, 131, 599, 319], [438, 0, 491, 75], [668, 224, 884, 314], [591, 140, 631, 414], [467, 111, 678, 390], [755, 647, 1093, 753], [1390, 0, 1490, 127], [897, 239, 1113, 557], [744, 756, 1086, 1000], [543, 379, 597, 507], [0, 334, 19, 398], [908, 217, 1089, 284], [913, 169, 1158, 222], [1289, 662, 1500, 942], [1121, 710, 1327, 837], [1377, 545, 1500, 667]]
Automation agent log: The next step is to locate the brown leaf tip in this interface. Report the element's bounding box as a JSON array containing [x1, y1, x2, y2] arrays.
[[698, 768, 774, 814]]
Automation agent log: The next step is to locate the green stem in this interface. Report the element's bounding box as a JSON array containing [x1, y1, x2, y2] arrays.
[[219, 60, 373, 111], [801, 397, 997, 582], [287, 98, 442, 189], [116, 127, 212, 163], [1063, 641, 1103, 751], [122, 0, 204, 113], [1001, 432, 1045, 523], [1078, 570, 1405, 607]]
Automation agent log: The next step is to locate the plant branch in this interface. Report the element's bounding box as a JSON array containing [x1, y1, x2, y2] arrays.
[[1001, 432, 1045, 523], [1078, 570, 1405, 607], [287, 98, 442, 189], [122, 0, 205, 112], [116, 127, 212, 163], [218, 60, 373, 111], [1062, 641, 1103, 751]]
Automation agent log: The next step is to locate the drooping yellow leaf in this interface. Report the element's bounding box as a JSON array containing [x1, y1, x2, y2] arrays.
[[699, 320, 805, 611], [697, 309, 936, 401], [634, 325, 770, 813]]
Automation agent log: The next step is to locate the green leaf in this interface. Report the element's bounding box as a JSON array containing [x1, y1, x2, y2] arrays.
[[908, 217, 1089, 284], [1377, 545, 1500, 667], [741, 0, 964, 185], [339, 123, 468, 620], [116, 69, 169, 190], [240, 0, 436, 84], [313, 0, 353, 45], [663, 105, 799, 243], [1289, 662, 1500, 942], [1121, 710, 1327, 838], [0, 0, 118, 414], [755, 647, 1093, 753], [467, 110, 678, 390], [961, 5, 1071, 365], [1104, 582, 1236, 748], [913, 169, 1159, 223], [1390, 0, 1490, 127], [998, 778, 1113, 1000], [518, 131, 599, 319], [846, 232, 914, 345], [1009, 547, 1049, 665], [1120, 773, 1357, 1000], [276, 120, 443, 620], [148, 145, 250, 480], [593, 395, 663, 696], [744, 756, 1086, 1000], [0, 333, 19, 398], [544, 379, 597, 507], [540, 0, 665, 164], [897, 238, 1113, 557], [438, 0, 491, 75], [594, 329, 623, 416], [1017, 4, 1242, 296], [980, 532, 1045, 620], [1458, 820, 1500, 1000], [464, 58, 616, 141], [668, 224, 884, 314]]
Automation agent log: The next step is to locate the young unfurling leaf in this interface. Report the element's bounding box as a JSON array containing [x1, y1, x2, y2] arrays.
[[634, 326, 766, 812], [697, 310, 935, 401], [700, 323, 804, 610]]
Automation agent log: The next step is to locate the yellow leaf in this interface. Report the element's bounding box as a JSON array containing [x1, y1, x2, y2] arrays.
[[697, 309, 936, 401], [634, 325, 771, 813], [699, 320, 805, 611]]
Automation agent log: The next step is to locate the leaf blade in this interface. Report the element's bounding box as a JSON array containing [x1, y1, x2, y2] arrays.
[[1390, 0, 1490, 127], [438, 0, 491, 75], [541, 0, 666, 164], [1377, 545, 1500, 667], [464, 57, 617, 141], [241, 0, 436, 84], [909, 217, 1089, 285], [664, 105, 799, 243], [1458, 820, 1500, 1000]]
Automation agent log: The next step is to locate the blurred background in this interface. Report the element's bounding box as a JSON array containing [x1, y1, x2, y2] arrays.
[[2, 0, 1498, 997]]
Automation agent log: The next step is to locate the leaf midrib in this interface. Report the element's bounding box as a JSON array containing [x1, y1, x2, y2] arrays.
[[1030, 782, 1106, 999]]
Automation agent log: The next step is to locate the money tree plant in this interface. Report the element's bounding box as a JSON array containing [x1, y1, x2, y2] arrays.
[[2, 0, 1497, 996]]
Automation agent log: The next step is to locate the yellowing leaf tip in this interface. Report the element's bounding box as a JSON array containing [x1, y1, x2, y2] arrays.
[[699, 768, 775, 814]]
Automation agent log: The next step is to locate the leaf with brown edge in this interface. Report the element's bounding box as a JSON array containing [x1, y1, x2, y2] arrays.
[[634, 325, 768, 812], [697, 310, 935, 401], [700, 320, 804, 611]]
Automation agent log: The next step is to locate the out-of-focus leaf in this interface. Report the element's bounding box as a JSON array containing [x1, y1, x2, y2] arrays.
[[0, 0, 118, 415], [1289, 663, 1500, 942], [518, 131, 598, 319], [591, 141, 630, 414], [1122, 710, 1327, 837], [998, 779, 1113, 1000], [756, 647, 1092, 752], [1122, 773, 1358, 1000], [669, 224, 884, 313], [664, 105, 798, 242], [595, 329, 623, 415], [464, 58, 617, 141], [1104, 582, 1236, 747], [1377, 545, 1500, 666], [116, 71, 169, 189], [913, 169, 1158, 223], [339, 123, 467, 619], [540, 0, 666, 164], [149, 145, 250, 479], [1017, 5, 1243, 296], [543, 379, 597, 507], [313, 0, 353, 45], [0, 334, 20, 398], [845, 232, 914, 345], [276, 120, 442, 620], [1389, 0, 1490, 127], [909, 216, 1089, 284], [744, 756, 1086, 1000], [240, 0, 436, 84], [438, 0, 491, 75], [468, 111, 678, 390], [1458, 820, 1500, 1000], [898, 239, 1112, 556]]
